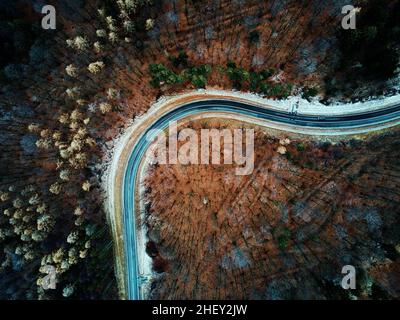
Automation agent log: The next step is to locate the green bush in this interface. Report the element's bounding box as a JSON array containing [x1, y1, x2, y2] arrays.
[[225, 62, 250, 89], [149, 56, 293, 99], [223, 63, 291, 98], [183, 65, 212, 88], [259, 69, 274, 79], [296, 142, 305, 152], [249, 72, 261, 91], [302, 87, 319, 101], [249, 69, 274, 91], [149, 63, 183, 87], [273, 227, 291, 250], [149, 61, 212, 89], [269, 83, 292, 98], [259, 82, 272, 95]]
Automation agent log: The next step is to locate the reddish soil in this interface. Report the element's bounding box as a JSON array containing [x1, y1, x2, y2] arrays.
[[143, 119, 400, 299]]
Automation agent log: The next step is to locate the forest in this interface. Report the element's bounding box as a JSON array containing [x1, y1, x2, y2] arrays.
[[0, 0, 399, 299], [143, 119, 400, 299]]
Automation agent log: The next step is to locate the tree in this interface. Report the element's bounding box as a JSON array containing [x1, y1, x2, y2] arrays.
[[146, 18, 155, 30], [109, 32, 118, 44], [99, 102, 112, 114], [59, 169, 70, 181], [82, 181, 91, 192], [149, 64, 183, 87], [183, 65, 212, 88], [93, 42, 103, 54], [67, 231, 79, 244], [107, 88, 119, 100], [69, 152, 87, 169], [62, 284, 74, 298], [123, 20, 135, 33], [106, 16, 117, 32], [72, 36, 89, 52], [87, 61, 105, 74], [65, 64, 78, 78], [66, 87, 81, 99], [49, 182, 62, 195], [96, 29, 107, 38]]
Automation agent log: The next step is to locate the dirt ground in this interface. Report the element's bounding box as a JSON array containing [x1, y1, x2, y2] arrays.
[[142, 118, 400, 299]]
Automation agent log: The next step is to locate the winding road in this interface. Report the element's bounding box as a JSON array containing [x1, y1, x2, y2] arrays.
[[107, 94, 400, 300]]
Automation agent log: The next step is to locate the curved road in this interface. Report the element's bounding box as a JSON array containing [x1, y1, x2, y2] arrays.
[[121, 99, 400, 300]]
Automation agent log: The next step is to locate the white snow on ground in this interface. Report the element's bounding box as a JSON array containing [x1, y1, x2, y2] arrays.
[[137, 156, 157, 298], [153, 89, 400, 115]]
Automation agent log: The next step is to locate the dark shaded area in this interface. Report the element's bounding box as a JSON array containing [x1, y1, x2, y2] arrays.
[[325, 0, 400, 100], [339, 0, 400, 80], [0, 0, 118, 300], [0, 1, 41, 81]]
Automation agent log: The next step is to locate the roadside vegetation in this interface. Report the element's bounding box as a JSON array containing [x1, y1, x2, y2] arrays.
[[149, 57, 294, 98], [149, 54, 212, 89]]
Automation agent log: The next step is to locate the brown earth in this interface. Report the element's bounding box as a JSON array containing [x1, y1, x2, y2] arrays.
[[143, 119, 400, 299]]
